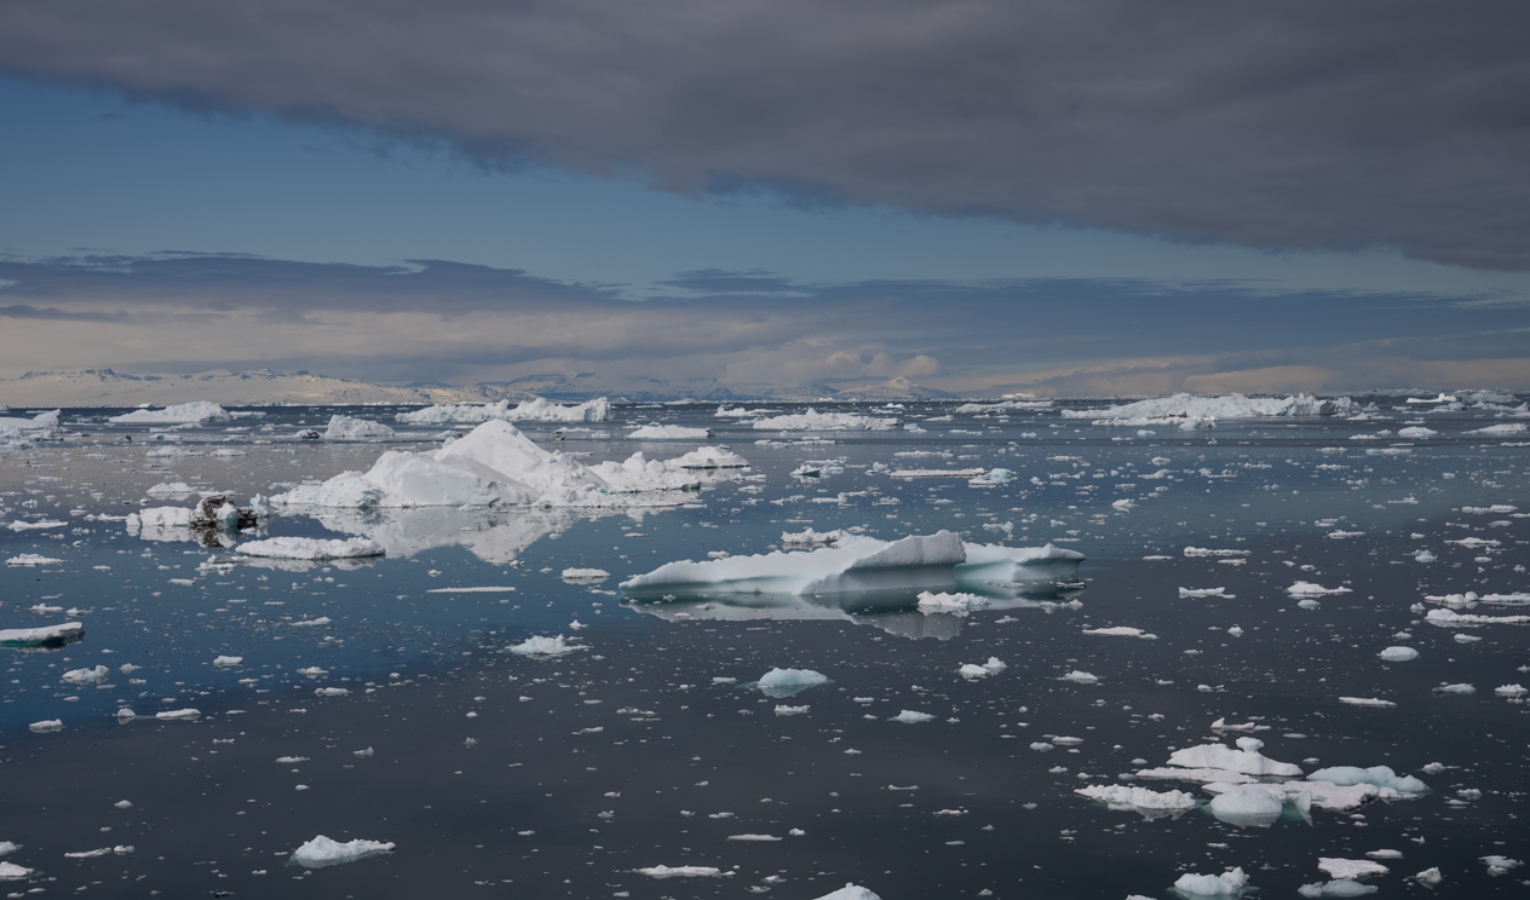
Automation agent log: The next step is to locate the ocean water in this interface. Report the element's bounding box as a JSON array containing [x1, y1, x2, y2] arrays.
[[1, 398, 1527, 898]]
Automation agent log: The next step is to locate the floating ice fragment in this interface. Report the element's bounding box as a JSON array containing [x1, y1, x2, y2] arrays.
[[629, 424, 712, 440], [757, 668, 828, 697], [0, 861, 36, 879], [1179, 587, 1232, 599], [634, 865, 732, 878], [1082, 626, 1157, 639], [1059, 670, 1099, 684], [110, 401, 230, 424], [668, 446, 749, 469], [397, 397, 610, 424], [235, 537, 384, 560], [213, 655, 243, 667], [1377, 647, 1418, 662], [62, 665, 109, 685], [1307, 766, 1426, 793], [156, 709, 200, 720], [1495, 683, 1527, 696], [1425, 608, 1530, 626], [0, 622, 83, 647], [1207, 786, 1284, 826], [1074, 784, 1197, 812], [1297, 880, 1377, 897], [323, 415, 395, 440], [28, 719, 62, 733], [781, 528, 847, 546], [1481, 855, 1522, 875], [726, 833, 783, 841], [1318, 858, 1389, 880], [958, 657, 1007, 679], [508, 635, 586, 658], [751, 409, 898, 431], [561, 567, 610, 582], [1338, 697, 1395, 708], [1172, 866, 1249, 896], [1288, 582, 1352, 598], [5, 554, 65, 567], [1414, 867, 1442, 885], [1433, 683, 1475, 694], [290, 835, 395, 867], [890, 710, 935, 724], [917, 591, 991, 612]]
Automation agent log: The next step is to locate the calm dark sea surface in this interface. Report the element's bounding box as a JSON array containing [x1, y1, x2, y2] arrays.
[[1, 398, 1527, 898]]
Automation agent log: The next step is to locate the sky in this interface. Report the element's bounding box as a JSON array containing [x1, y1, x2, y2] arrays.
[[2, 0, 1529, 397]]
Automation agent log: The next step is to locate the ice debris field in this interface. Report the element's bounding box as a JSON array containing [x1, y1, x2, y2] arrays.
[[0, 391, 1527, 898]]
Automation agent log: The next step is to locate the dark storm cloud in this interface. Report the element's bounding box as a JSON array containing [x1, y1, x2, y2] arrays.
[[1, 1, 1527, 269]]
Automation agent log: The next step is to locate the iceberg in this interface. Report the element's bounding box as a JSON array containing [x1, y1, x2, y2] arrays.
[[0, 861, 35, 879], [234, 537, 385, 560], [109, 401, 230, 424], [1306, 765, 1426, 793], [273, 420, 699, 510], [396, 397, 610, 424], [1298, 881, 1377, 898], [508, 635, 585, 658], [1065, 393, 1355, 424], [668, 446, 748, 468], [1318, 859, 1389, 880], [1377, 646, 1418, 662], [811, 884, 883, 900], [323, 415, 396, 440], [1425, 607, 1530, 626], [0, 409, 62, 443], [0, 621, 84, 647], [289, 835, 394, 867], [751, 409, 899, 431], [620, 531, 968, 599], [757, 668, 828, 697], [1288, 581, 1352, 598], [1173, 867, 1249, 896], [955, 543, 1085, 585], [61, 665, 109, 685], [1207, 785, 1284, 827], [1074, 784, 1197, 814], [628, 424, 712, 440], [1164, 739, 1303, 778]]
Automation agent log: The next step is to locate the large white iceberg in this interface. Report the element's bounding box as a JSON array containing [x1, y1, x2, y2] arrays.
[[396, 397, 610, 425], [109, 401, 230, 424], [271, 420, 700, 510], [751, 409, 899, 431], [323, 415, 396, 440], [0, 621, 84, 647], [1065, 393, 1355, 425], [0, 409, 62, 443], [621, 533, 1083, 600]]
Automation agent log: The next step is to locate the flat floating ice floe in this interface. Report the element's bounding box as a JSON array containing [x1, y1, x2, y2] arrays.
[[290, 835, 395, 868], [323, 414, 396, 440], [5, 554, 65, 567], [1288, 582, 1352, 598], [508, 635, 586, 658], [0, 861, 36, 880], [756, 668, 828, 697], [1075, 784, 1197, 814], [634, 865, 732, 878], [620, 532, 1082, 600], [1172, 866, 1250, 897], [0, 621, 84, 647], [396, 397, 611, 425], [1425, 607, 1530, 626], [235, 536, 385, 560], [109, 401, 230, 424], [751, 409, 899, 431], [561, 567, 610, 582], [1339, 697, 1396, 708], [668, 446, 749, 468], [628, 423, 712, 440], [1297, 879, 1377, 897], [811, 884, 884, 900]]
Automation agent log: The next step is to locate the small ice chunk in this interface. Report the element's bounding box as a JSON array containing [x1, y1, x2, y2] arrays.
[[1059, 670, 1100, 684], [290, 835, 395, 867], [1338, 697, 1395, 708], [958, 657, 1007, 679], [889, 710, 936, 724], [561, 568, 610, 582], [634, 865, 731, 878], [235, 537, 384, 560], [757, 668, 828, 697], [1288, 582, 1352, 598], [1377, 647, 1418, 662], [1480, 855, 1522, 875], [1082, 626, 1157, 639], [1297, 880, 1377, 897], [28, 719, 63, 733], [774, 705, 809, 716], [1308, 766, 1427, 793], [1413, 867, 1442, 885], [810, 884, 884, 900], [61, 665, 109, 685], [213, 655, 244, 667], [1074, 784, 1196, 811], [0, 861, 37, 879], [1172, 867, 1249, 896], [1494, 683, 1527, 696], [1318, 858, 1390, 880], [508, 635, 586, 658]]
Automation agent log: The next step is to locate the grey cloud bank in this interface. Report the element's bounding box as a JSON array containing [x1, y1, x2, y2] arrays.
[[2, 1, 1528, 269], [3, 254, 1528, 397]]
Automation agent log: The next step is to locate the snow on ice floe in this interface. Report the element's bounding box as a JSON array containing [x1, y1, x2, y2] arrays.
[[1172, 867, 1250, 896], [634, 865, 731, 878], [750, 409, 899, 431], [781, 527, 848, 545], [1425, 607, 1530, 626], [396, 397, 611, 425], [1074, 784, 1197, 815], [6, 553, 65, 567], [1064, 393, 1354, 426], [628, 423, 712, 440], [0, 622, 84, 647], [1308, 766, 1427, 793], [109, 401, 230, 424], [235, 537, 385, 560], [957, 657, 1007, 679], [668, 446, 748, 468], [810, 884, 883, 900], [271, 420, 701, 510], [1339, 697, 1396, 708], [0, 408, 62, 443], [1083, 626, 1157, 639], [756, 668, 828, 697], [1207, 786, 1285, 826], [323, 415, 396, 440], [289, 835, 395, 867], [508, 635, 586, 658], [1288, 582, 1352, 598]]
